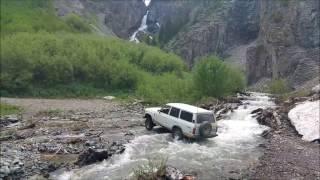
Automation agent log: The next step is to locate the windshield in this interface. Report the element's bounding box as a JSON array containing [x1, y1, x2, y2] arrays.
[[197, 113, 215, 124]]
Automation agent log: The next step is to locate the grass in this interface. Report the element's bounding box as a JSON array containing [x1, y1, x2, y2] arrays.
[[132, 158, 168, 180], [0, 103, 21, 116], [0, 0, 75, 35]]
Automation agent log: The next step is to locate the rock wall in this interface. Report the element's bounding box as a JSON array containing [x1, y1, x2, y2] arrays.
[[53, 0, 319, 89], [248, 0, 320, 88], [148, 0, 319, 88], [53, 0, 147, 38]]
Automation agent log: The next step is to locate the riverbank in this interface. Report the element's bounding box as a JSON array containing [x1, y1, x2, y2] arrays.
[[249, 91, 320, 179], [0, 97, 145, 179]]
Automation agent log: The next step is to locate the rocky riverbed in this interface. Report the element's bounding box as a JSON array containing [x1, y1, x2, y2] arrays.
[[0, 98, 145, 179], [1, 91, 319, 180]]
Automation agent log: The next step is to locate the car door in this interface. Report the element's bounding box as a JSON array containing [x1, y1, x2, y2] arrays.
[[167, 107, 181, 129], [157, 106, 172, 127], [179, 110, 195, 136]]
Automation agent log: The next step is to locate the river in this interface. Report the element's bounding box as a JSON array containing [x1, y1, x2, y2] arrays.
[[53, 92, 275, 180]]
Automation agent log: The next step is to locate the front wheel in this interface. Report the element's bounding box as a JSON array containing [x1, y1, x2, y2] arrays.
[[172, 127, 183, 140], [145, 116, 154, 131]]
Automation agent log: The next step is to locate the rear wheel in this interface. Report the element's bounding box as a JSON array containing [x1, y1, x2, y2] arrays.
[[172, 127, 183, 140], [145, 116, 154, 131]]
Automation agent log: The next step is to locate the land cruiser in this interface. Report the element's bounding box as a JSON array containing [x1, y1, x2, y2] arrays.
[[144, 103, 218, 140]]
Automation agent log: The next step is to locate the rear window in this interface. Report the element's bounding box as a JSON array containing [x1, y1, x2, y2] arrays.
[[169, 107, 180, 118], [180, 111, 193, 122], [197, 113, 215, 123]]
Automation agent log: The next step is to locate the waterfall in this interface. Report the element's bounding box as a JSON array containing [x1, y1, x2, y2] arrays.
[[129, 0, 152, 43]]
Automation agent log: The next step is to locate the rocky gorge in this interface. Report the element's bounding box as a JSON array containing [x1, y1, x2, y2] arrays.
[[52, 0, 319, 90]]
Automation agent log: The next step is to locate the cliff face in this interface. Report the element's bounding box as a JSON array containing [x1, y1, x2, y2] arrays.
[[147, 0, 319, 88], [247, 0, 319, 88], [53, 0, 146, 38]]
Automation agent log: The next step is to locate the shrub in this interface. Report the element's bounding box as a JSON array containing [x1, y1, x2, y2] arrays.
[[193, 56, 245, 98], [0, 0, 72, 34], [136, 73, 193, 104], [0, 32, 187, 99], [132, 157, 167, 180], [268, 79, 290, 94], [64, 14, 91, 33]]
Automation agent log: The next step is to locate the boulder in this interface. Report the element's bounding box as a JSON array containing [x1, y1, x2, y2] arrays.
[[75, 148, 109, 166]]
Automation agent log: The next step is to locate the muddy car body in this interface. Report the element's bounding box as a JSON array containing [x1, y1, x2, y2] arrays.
[[144, 103, 218, 140]]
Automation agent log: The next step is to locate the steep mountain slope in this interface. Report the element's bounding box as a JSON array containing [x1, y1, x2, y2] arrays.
[[39, 0, 320, 89], [53, 0, 146, 38], [146, 0, 319, 89]]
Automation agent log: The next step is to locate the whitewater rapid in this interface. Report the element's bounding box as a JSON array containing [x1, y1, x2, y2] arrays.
[[53, 92, 275, 179]]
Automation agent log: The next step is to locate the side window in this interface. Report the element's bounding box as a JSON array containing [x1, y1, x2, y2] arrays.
[[169, 107, 180, 118], [180, 111, 193, 122], [160, 106, 171, 114]]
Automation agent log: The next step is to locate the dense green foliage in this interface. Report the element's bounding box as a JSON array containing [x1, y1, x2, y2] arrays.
[[1, 33, 185, 101], [193, 56, 245, 98], [1, 0, 74, 35], [1, 0, 246, 104]]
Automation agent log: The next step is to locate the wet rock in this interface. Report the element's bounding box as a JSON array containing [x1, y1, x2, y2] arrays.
[[75, 148, 109, 166], [261, 129, 272, 139], [108, 142, 125, 154], [85, 140, 97, 147], [255, 108, 279, 129], [251, 108, 263, 114], [0, 158, 24, 179], [166, 166, 184, 180], [0, 115, 21, 127], [165, 166, 196, 180], [124, 131, 134, 136], [38, 143, 63, 154]]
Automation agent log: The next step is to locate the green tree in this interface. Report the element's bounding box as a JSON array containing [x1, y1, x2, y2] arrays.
[[193, 56, 245, 98]]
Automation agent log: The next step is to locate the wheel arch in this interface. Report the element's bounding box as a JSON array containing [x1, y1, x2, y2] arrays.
[[144, 113, 152, 119], [172, 125, 181, 131]]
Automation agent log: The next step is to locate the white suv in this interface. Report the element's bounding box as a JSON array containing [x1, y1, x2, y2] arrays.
[[144, 103, 218, 140]]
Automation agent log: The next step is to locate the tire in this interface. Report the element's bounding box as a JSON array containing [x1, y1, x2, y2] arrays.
[[145, 116, 154, 131], [199, 122, 212, 138], [172, 127, 183, 140]]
